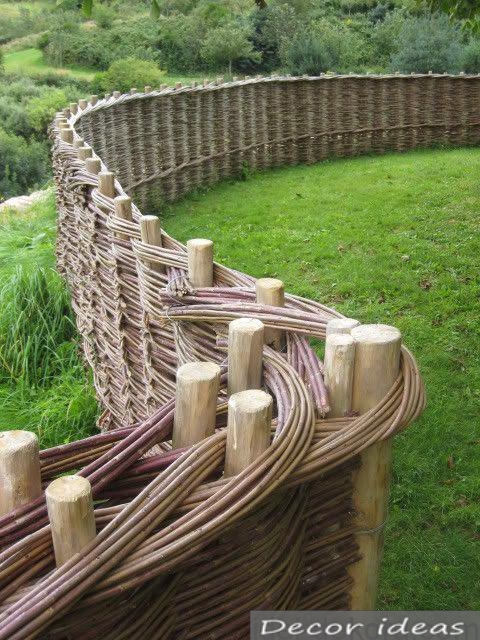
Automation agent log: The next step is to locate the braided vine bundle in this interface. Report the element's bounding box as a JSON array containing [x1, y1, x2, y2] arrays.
[[4, 74, 470, 638]]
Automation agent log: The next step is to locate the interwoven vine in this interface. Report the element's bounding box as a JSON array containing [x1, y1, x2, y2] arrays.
[[5, 73, 473, 638]]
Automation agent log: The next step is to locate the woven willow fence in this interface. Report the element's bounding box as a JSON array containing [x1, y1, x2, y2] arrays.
[[6, 72, 480, 637]]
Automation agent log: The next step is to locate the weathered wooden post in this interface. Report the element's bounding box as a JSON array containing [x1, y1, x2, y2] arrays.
[[90, 94, 98, 106], [326, 317, 360, 337], [98, 170, 115, 200], [114, 195, 133, 241], [77, 145, 92, 161], [255, 277, 285, 350], [323, 333, 356, 418], [60, 128, 74, 144], [172, 362, 221, 449], [45, 475, 96, 567], [0, 431, 42, 516], [228, 318, 264, 395], [187, 239, 213, 288], [348, 323, 402, 609], [140, 215, 165, 273], [224, 390, 272, 477], [85, 157, 101, 175]]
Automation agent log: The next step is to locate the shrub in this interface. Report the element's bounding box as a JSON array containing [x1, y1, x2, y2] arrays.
[[283, 31, 335, 75], [200, 23, 261, 74], [92, 4, 116, 29], [0, 128, 49, 200], [0, 98, 32, 138], [462, 39, 480, 74], [99, 58, 166, 93], [390, 14, 464, 73], [26, 89, 69, 135]]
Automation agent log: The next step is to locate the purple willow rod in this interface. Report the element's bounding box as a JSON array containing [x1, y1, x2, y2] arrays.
[[294, 334, 330, 415]]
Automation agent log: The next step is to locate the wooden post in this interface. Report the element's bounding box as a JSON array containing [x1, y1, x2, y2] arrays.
[[323, 333, 356, 418], [224, 390, 272, 477], [144, 85, 152, 93], [85, 157, 101, 175], [130, 87, 137, 95], [228, 318, 264, 395], [255, 277, 285, 350], [60, 128, 74, 144], [140, 215, 164, 273], [98, 171, 115, 198], [69, 102, 78, 115], [45, 475, 96, 567], [0, 431, 42, 516], [326, 317, 360, 337], [172, 362, 221, 448], [78, 99, 87, 110], [77, 145, 92, 161], [348, 323, 402, 610], [187, 239, 213, 288], [90, 95, 98, 106], [114, 195, 132, 241], [113, 91, 121, 99], [73, 137, 84, 149]]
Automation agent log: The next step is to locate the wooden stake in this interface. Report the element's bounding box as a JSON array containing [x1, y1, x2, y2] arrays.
[[113, 91, 121, 99], [69, 102, 78, 115], [130, 87, 137, 95], [224, 390, 272, 477], [172, 362, 221, 448], [326, 317, 360, 337], [187, 239, 213, 288], [140, 215, 164, 273], [45, 475, 96, 567], [348, 323, 402, 610], [85, 157, 101, 175], [255, 277, 285, 350], [60, 128, 74, 144], [90, 95, 98, 106], [0, 431, 41, 516], [144, 85, 152, 93], [323, 333, 355, 418], [228, 318, 264, 395], [73, 137, 84, 149], [98, 171, 115, 198], [114, 195, 132, 240], [78, 99, 87, 110], [77, 145, 92, 161]]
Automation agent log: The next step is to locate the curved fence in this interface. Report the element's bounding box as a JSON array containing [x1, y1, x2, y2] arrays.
[[5, 73, 475, 637]]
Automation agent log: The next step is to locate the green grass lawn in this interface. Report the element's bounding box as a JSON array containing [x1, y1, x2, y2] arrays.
[[3, 48, 97, 80], [163, 147, 480, 610], [0, 148, 478, 609]]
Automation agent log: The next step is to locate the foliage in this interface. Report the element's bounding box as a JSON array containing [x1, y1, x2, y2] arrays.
[[95, 57, 166, 93], [425, 0, 480, 23], [390, 13, 465, 73], [200, 23, 261, 73], [26, 89, 69, 133], [283, 31, 336, 75], [462, 38, 480, 72], [0, 128, 49, 200]]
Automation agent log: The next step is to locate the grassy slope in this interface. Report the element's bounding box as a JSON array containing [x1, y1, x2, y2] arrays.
[[163, 148, 480, 610], [0, 192, 98, 448], [3, 48, 97, 80]]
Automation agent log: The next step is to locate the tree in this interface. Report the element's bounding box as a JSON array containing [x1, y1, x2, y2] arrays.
[[425, 0, 480, 29], [200, 24, 261, 75]]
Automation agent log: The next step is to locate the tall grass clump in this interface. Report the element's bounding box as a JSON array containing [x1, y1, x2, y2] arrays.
[[0, 193, 98, 447]]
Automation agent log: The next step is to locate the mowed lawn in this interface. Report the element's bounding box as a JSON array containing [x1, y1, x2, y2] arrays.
[[3, 48, 97, 80], [163, 148, 480, 610]]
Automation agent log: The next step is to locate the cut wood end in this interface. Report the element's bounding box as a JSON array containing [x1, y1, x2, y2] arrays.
[[351, 324, 401, 345], [46, 475, 92, 502], [0, 430, 38, 452], [177, 361, 221, 383], [326, 317, 360, 336], [187, 238, 213, 250], [229, 317, 264, 335], [228, 389, 272, 415], [256, 277, 284, 292]]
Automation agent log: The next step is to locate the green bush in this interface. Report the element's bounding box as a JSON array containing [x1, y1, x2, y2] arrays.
[[283, 32, 335, 75], [26, 89, 69, 135], [0, 98, 32, 138], [0, 128, 49, 200], [98, 57, 166, 93], [390, 14, 464, 73], [462, 39, 480, 73]]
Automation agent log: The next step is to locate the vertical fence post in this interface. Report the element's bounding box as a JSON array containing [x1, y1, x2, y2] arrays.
[[228, 318, 264, 395], [348, 323, 402, 609], [60, 128, 74, 144], [224, 390, 272, 477], [255, 277, 285, 350], [187, 239, 213, 288], [98, 171, 115, 199], [0, 431, 42, 516], [172, 362, 221, 449], [85, 157, 101, 175], [90, 95, 98, 106], [326, 317, 360, 337], [114, 195, 132, 241], [140, 215, 165, 273], [45, 475, 96, 567], [323, 333, 356, 418]]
